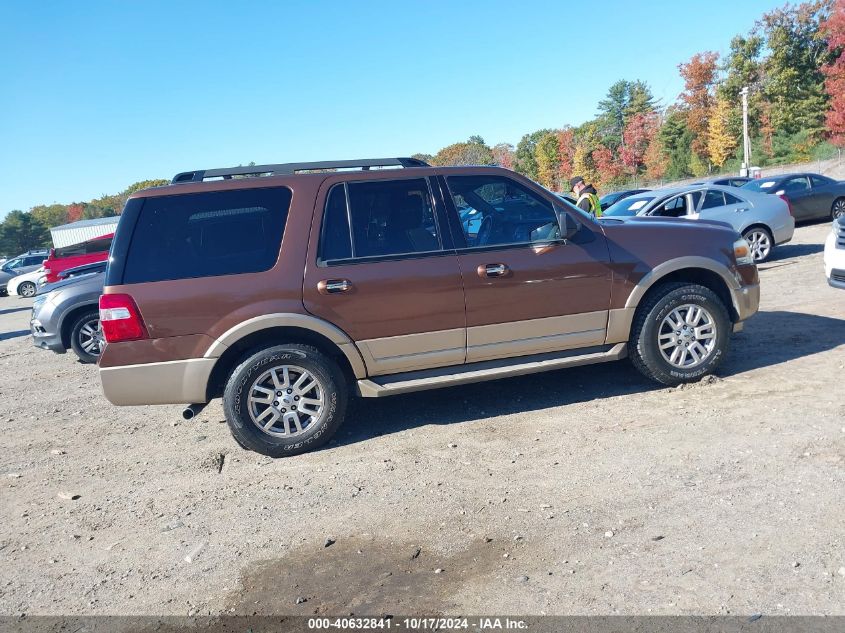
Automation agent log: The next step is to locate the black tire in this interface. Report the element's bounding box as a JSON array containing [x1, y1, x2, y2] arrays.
[[18, 281, 37, 298], [223, 344, 347, 457], [69, 310, 103, 364], [628, 282, 731, 386], [832, 197, 845, 221], [742, 226, 774, 263]]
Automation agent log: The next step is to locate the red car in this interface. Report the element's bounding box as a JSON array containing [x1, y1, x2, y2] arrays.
[[43, 234, 113, 283]]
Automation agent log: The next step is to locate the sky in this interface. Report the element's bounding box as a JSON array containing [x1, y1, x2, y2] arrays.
[[0, 0, 782, 216]]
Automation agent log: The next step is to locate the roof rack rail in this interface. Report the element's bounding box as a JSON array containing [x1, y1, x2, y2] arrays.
[[171, 157, 430, 184]]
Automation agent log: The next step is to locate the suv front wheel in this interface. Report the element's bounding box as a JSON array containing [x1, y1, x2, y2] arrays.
[[223, 344, 347, 457], [629, 283, 731, 386]]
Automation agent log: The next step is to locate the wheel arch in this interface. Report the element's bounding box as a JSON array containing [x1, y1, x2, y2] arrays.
[[623, 258, 741, 322], [740, 222, 774, 238], [203, 314, 367, 401], [59, 302, 100, 349]]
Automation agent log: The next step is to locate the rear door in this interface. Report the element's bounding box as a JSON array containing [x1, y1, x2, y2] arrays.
[[780, 175, 813, 221], [303, 174, 466, 376], [440, 173, 612, 363], [808, 175, 838, 219]]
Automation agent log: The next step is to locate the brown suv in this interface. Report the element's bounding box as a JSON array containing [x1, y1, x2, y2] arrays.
[[98, 158, 760, 456]]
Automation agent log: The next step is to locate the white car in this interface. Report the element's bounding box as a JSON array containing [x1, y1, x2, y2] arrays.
[[824, 217, 845, 289], [7, 267, 46, 298]]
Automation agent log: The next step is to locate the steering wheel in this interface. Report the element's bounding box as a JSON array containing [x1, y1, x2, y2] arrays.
[[476, 215, 493, 246]]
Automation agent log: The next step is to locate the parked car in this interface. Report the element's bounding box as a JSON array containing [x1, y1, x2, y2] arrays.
[[96, 158, 759, 457], [57, 260, 108, 281], [741, 173, 845, 222], [42, 234, 113, 284], [604, 184, 794, 263], [600, 188, 650, 211], [31, 271, 105, 363], [6, 267, 47, 297], [0, 251, 48, 296], [824, 216, 845, 289], [693, 176, 753, 188]]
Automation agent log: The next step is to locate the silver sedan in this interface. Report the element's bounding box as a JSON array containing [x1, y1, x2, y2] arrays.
[[603, 184, 795, 262]]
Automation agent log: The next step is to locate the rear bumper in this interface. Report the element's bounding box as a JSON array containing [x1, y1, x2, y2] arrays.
[[99, 358, 216, 405]]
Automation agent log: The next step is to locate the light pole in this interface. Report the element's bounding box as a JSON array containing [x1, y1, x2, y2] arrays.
[[740, 86, 751, 177]]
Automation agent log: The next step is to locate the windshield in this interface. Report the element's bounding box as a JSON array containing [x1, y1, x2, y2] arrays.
[[600, 192, 624, 207], [603, 196, 657, 217], [741, 179, 779, 192]]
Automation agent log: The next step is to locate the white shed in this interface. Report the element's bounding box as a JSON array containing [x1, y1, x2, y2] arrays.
[[49, 217, 119, 248]]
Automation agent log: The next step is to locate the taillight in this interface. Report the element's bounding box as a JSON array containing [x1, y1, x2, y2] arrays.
[[99, 293, 148, 343], [778, 193, 793, 216]]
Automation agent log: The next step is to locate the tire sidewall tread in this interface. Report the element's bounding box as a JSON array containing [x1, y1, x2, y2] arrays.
[[69, 310, 101, 364], [629, 282, 731, 386], [223, 344, 347, 458]]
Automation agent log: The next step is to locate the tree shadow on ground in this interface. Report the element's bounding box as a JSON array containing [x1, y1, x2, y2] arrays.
[[333, 310, 844, 449]]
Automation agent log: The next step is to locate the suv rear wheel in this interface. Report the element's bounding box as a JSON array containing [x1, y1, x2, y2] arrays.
[[223, 344, 347, 457], [629, 283, 730, 386], [69, 310, 104, 364]]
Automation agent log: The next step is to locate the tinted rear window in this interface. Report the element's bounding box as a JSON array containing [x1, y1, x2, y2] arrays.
[[122, 188, 290, 284]]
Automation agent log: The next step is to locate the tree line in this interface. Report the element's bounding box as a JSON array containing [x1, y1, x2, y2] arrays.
[[413, 0, 845, 193], [4, 1, 844, 255], [0, 179, 168, 256]]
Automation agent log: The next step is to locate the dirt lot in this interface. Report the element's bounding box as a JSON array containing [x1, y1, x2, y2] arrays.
[[0, 222, 843, 617]]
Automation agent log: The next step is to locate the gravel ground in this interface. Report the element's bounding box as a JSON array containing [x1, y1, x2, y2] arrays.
[[0, 222, 843, 617]]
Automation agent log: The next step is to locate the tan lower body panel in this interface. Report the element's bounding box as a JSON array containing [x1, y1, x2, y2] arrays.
[[99, 358, 215, 405], [357, 328, 465, 376], [466, 310, 608, 362], [606, 307, 636, 344], [358, 343, 627, 397]]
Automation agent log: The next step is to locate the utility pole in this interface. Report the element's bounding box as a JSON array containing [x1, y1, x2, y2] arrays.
[[740, 86, 751, 177]]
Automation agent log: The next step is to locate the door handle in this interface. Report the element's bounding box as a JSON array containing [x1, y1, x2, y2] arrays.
[[318, 279, 352, 294], [478, 263, 509, 278], [735, 207, 749, 213]]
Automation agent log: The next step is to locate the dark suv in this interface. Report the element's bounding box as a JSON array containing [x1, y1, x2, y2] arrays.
[[98, 158, 760, 456]]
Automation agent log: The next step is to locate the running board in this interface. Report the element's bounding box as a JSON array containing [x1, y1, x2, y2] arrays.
[[356, 343, 627, 398]]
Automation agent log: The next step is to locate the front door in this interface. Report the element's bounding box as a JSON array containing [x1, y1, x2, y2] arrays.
[[441, 173, 613, 363], [303, 174, 466, 376]]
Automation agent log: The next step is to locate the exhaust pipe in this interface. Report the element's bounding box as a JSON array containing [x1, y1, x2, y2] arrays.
[[182, 403, 207, 420]]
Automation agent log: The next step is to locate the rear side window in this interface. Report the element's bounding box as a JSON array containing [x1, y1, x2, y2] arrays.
[[701, 190, 725, 210], [319, 178, 441, 263], [122, 188, 290, 283]]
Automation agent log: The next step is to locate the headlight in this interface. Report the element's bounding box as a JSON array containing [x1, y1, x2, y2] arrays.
[[31, 295, 48, 312], [733, 238, 754, 265]]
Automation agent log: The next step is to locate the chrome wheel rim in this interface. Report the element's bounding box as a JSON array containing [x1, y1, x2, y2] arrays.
[[78, 319, 104, 356], [745, 230, 771, 262], [658, 304, 717, 369], [247, 365, 324, 437], [833, 199, 845, 220], [20, 283, 36, 297]]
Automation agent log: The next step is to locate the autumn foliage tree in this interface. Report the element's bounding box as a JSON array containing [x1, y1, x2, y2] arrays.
[[678, 51, 720, 159], [707, 97, 739, 167], [822, 0, 845, 145], [620, 112, 660, 174], [432, 137, 495, 166], [535, 132, 562, 190]]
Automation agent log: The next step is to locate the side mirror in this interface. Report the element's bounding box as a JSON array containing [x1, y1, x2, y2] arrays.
[[557, 210, 580, 241]]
